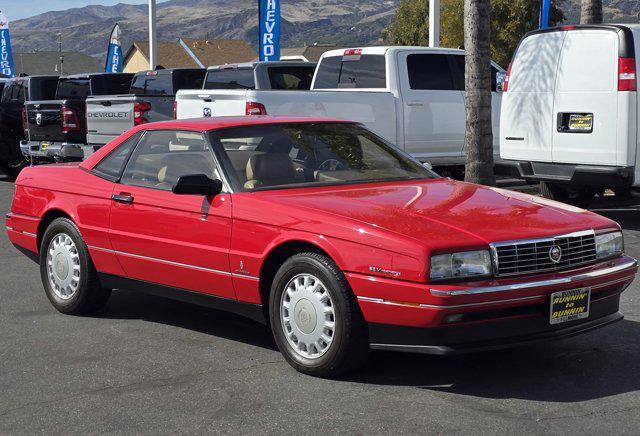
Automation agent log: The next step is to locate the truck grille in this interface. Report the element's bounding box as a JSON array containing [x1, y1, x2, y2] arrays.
[[491, 230, 597, 277]]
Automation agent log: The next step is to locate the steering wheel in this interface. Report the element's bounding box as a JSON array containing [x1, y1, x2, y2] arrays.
[[318, 159, 347, 171]]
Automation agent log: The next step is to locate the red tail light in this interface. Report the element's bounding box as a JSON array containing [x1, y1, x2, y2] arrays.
[[503, 62, 513, 92], [245, 101, 267, 116], [134, 101, 152, 126], [61, 105, 81, 134], [173, 101, 178, 119], [343, 48, 362, 56], [618, 57, 637, 91]]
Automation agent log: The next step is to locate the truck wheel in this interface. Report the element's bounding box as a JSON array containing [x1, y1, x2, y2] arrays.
[[269, 252, 369, 378], [40, 218, 111, 315], [540, 182, 594, 208]]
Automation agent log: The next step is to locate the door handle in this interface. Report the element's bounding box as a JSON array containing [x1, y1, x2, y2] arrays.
[[112, 193, 134, 204], [407, 101, 424, 107]]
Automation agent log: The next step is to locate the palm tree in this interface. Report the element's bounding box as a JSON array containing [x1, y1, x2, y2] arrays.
[[463, 0, 495, 186], [580, 0, 603, 24]]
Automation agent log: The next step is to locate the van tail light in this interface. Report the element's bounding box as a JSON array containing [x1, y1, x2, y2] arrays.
[[618, 57, 637, 91], [245, 101, 267, 116], [503, 62, 513, 92], [61, 105, 81, 134], [134, 101, 152, 126], [173, 100, 178, 119]]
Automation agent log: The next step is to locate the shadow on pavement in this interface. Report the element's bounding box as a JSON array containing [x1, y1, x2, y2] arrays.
[[348, 319, 640, 402], [99, 289, 278, 352]]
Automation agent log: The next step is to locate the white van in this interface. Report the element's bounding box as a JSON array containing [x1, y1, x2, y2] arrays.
[[500, 24, 640, 204]]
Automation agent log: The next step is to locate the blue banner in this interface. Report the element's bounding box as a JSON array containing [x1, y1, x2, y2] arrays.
[[259, 0, 280, 61], [540, 0, 551, 29], [0, 13, 15, 78], [105, 23, 124, 73]]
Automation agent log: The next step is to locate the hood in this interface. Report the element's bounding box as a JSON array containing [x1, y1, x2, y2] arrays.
[[254, 178, 617, 251]]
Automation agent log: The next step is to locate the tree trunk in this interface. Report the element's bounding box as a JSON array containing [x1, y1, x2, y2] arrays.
[[463, 0, 495, 186], [580, 0, 603, 24]]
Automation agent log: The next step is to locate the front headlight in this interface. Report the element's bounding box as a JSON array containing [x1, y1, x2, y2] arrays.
[[430, 250, 492, 280], [595, 231, 623, 259]]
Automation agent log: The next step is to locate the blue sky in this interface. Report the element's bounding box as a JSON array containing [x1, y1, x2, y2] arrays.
[[1, 1, 170, 20]]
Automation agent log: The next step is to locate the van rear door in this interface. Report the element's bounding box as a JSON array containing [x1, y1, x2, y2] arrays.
[[551, 29, 626, 165], [500, 32, 566, 162]]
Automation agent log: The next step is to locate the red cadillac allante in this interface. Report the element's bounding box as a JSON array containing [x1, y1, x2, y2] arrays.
[[6, 117, 638, 377]]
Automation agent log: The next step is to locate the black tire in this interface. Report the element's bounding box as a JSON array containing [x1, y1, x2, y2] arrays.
[[39, 217, 111, 315], [539, 182, 595, 208], [269, 252, 369, 377]]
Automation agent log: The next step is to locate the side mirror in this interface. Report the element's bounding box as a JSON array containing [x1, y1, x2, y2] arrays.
[[495, 71, 507, 92], [172, 174, 223, 196]]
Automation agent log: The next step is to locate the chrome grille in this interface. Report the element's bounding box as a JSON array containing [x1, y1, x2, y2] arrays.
[[491, 230, 597, 277]]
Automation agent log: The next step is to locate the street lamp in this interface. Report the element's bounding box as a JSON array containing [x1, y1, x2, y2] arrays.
[[429, 0, 440, 47]]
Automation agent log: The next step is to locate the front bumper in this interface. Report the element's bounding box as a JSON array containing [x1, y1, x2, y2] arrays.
[[350, 256, 637, 354], [20, 140, 85, 162], [499, 160, 634, 188]]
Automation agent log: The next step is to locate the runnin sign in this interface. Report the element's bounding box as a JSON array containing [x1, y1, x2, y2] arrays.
[[0, 12, 15, 78], [259, 0, 280, 61]]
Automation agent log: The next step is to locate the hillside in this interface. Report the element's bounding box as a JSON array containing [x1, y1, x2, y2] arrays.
[[9, 0, 398, 58]]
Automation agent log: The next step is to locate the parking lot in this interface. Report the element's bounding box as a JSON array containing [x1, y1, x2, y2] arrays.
[[1, 174, 639, 434]]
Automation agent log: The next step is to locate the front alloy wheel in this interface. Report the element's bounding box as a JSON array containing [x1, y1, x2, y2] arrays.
[[270, 252, 369, 377]]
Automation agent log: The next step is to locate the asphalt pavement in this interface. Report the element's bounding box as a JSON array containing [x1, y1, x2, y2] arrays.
[[1, 175, 639, 434]]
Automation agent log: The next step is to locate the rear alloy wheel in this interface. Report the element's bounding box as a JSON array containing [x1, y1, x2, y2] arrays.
[[40, 218, 111, 315], [270, 252, 369, 377]]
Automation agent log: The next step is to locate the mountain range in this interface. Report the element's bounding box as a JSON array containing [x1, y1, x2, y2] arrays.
[[8, 0, 640, 59]]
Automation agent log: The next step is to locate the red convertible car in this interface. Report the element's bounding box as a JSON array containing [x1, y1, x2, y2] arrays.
[[5, 117, 638, 377]]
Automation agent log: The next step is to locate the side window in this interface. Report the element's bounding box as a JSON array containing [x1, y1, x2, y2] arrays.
[[407, 54, 455, 91], [92, 132, 142, 181], [1, 83, 13, 102], [121, 130, 217, 191], [449, 54, 499, 92], [204, 69, 255, 90]]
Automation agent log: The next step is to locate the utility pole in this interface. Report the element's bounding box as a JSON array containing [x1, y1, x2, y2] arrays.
[[148, 0, 157, 70], [57, 32, 64, 75], [429, 0, 440, 47]]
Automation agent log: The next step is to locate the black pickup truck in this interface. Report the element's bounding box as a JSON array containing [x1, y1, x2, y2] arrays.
[[21, 73, 133, 163], [0, 75, 58, 176]]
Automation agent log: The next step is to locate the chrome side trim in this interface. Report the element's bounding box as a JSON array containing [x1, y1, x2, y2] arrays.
[[87, 245, 260, 281], [430, 260, 637, 296], [22, 231, 37, 238], [6, 226, 13, 231], [6, 226, 37, 238]]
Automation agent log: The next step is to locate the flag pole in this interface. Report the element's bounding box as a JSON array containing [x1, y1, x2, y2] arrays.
[[148, 0, 157, 70]]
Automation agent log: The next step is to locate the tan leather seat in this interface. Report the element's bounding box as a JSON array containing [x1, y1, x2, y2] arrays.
[[157, 154, 213, 190], [244, 153, 296, 189]]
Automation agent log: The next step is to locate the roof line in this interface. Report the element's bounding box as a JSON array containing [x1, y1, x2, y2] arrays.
[[179, 38, 205, 68]]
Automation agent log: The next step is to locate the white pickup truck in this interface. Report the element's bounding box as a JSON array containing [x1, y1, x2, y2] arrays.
[[176, 46, 505, 171]]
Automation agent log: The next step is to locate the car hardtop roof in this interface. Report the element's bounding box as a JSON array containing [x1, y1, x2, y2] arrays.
[[207, 61, 316, 70], [80, 115, 355, 171], [320, 46, 466, 58]]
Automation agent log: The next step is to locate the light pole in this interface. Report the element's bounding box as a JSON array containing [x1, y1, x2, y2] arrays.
[[148, 0, 157, 70], [429, 0, 440, 47]]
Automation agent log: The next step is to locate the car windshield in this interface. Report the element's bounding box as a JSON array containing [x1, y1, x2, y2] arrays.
[[210, 122, 436, 191]]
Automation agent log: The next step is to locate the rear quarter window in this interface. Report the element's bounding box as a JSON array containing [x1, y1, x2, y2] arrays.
[[204, 69, 255, 90], [92, 132, 142, 181], [91, 74, 134, 96], [130, 73, 174, 96], [56, 79, 91, 99], [268, 66, 315, 90], [314, 54, 387, 89], [406, 54, 455, 90]]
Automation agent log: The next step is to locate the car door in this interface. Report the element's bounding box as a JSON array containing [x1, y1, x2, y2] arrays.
[[500, 32, 566, 162], [108, 129, 236, 299], [551, 30, 620, 165], [397, 51, 466, 164]]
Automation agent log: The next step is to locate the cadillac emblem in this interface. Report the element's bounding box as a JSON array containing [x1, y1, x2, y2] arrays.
[[549, 245, 563, 264]]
